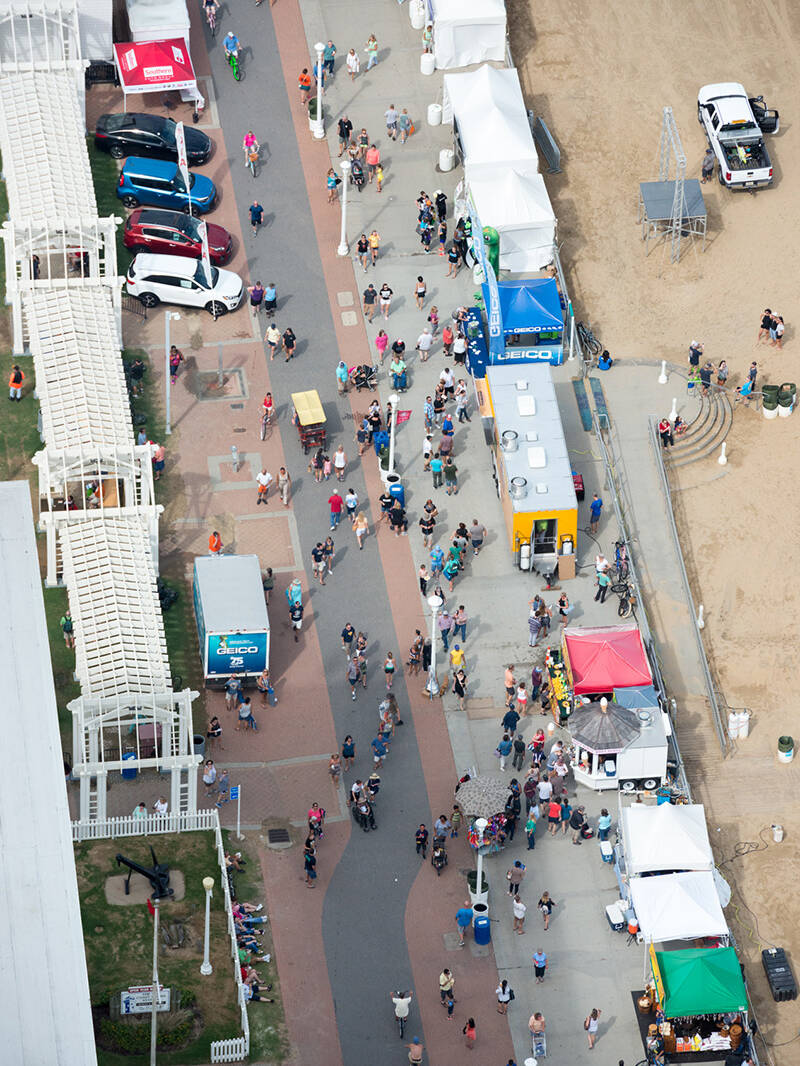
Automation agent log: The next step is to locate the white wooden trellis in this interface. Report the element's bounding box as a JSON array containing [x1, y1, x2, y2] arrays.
[[0, 1, 86, 103]]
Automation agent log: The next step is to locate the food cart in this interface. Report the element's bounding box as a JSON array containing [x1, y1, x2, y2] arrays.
[[290, 390, 326, 453]]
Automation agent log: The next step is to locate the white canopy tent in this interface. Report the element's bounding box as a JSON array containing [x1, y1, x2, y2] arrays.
[[630, 872, 728, 942], [443, 65, 540, 175], [431, 0, 506, 70], [464, 167, 556, 272], [622, 803, 715, 876], [126, 0, 190, 46]]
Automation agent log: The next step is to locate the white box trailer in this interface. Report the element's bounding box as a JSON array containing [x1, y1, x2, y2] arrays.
[[193, 554, 269, 688]]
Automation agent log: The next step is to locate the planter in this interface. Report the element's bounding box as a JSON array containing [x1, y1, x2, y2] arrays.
[[308, 97, 324, 139], [467, 870, 488, 906]]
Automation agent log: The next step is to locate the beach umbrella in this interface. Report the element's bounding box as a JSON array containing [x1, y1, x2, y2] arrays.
[[454, 774, 510, 817]]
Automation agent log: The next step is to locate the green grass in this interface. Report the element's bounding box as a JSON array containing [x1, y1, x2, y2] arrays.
[[0, 154, 8, 315], [86, 139, 133, 276], [76, 831, 288, 1065]]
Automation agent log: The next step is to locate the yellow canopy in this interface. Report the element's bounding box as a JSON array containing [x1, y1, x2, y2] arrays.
[[291, 390, 325, 427]]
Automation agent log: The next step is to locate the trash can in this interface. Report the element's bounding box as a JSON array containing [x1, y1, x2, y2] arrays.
[[193, 734, 206, 759], [439, 148, 455, 172], [121, 751, 137, 780], [420, 52, 435, 76], [387, 475, 405, 508], [427, 102, 442, 126], [474, 913, 491, 945]]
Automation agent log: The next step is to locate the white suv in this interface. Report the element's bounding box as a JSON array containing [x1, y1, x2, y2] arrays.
[[126, 253, 243, 316]]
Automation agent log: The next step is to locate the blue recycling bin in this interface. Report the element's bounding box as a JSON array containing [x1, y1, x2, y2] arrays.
[[388, 477, 405, 508], [473, 909, 491, 946], [121, 751, 137, 780]]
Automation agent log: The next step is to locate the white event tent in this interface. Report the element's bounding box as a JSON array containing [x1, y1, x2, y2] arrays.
[[431, 0, 506, 70], [621, 803, 715, 876], [444, 65, 556, 272], [630, 871, 728, 942]]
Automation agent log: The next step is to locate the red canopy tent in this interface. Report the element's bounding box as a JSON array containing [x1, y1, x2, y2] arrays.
[[562, 624, 652, 696], [114, 39, 197, 99]]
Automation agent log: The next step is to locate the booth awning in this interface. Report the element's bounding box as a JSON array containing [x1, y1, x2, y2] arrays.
[[614, 684, 659, 709], [113, 39, 195, 95], [631, 872, 728, 942], [568, 699, 640, 754], [651, 947, 747, 1017], [563, 624, 652, 695], [431, 0, 506, 70], [622, 803, 714, 875], [482, 279, 562, 335]]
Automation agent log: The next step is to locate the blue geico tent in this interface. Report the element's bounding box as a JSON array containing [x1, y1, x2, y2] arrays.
[[482, 278, 563, 335]]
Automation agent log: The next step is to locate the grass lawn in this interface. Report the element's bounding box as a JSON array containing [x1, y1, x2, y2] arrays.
[[76, 830, 288, 1064], [86, 139, 133, 277]]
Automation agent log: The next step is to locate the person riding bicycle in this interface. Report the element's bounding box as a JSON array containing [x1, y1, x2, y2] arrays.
[[393, 991, 412, 1017], [243, 130, 260, 166], [223, 31, 240, 58], [203, 0, 218, 21]]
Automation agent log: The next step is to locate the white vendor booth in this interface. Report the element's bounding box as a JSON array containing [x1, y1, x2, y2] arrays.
[[431, 0, 506, 70], [621, 802, 714, 875], [126, 0, 190, 47], [629, 871, 728, 943], [569, 696, 668, 793], [444, 66, 556, 273]]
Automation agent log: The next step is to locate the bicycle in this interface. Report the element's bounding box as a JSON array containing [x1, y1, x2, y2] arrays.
[[247, 146, 259, 178], [226, 49, 242, 81], [392, 991, 412, 1038], [611, 580, 637, 618], [205, 6, 217, 36], [613, 540, 630, 580], [260, 410, 270, 441], [576, 320, 602, 356]]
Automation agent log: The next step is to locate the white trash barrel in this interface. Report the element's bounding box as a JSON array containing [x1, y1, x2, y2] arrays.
[[772, 824, 785, 843], [439, 147, 455, 172], [737, 710, 751, 738], [778, 402, 793, 418], [420, 51, 435, 76], [519, 542, 531, 571], [427, 102, 442, 126], [727, 711, 740, 740], [763, 404, 779, 420], [409, 0, 426, 29]]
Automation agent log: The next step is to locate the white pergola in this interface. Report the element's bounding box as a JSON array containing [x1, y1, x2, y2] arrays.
[[32, 443, 162, 586], [0, 1, 86, 100], [61, 517, 200, 822], [24, 288, 128, 449]]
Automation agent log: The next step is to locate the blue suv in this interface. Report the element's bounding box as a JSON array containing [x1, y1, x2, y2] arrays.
[[117, 157, 216, 215]]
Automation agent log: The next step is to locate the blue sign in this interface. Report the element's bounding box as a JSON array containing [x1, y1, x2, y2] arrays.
[[230, 785, 240, 800], [465, 187, 504, 362], [206, 632, 268, 676], [492, 346, 564, 367]]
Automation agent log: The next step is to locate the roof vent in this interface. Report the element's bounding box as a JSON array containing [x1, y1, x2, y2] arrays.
[[501, 430, 519, 452], [509, 476, 528, 499], [535, 482, 548, 494], [525, 431, 539, 442], [517, 395, 536, 417], [514, 379, 528, 391], [527, 446, 546, 469]]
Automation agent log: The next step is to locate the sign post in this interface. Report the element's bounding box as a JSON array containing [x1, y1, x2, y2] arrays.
[[230, 784, 242, 839], [150, 900, 159, 1066]]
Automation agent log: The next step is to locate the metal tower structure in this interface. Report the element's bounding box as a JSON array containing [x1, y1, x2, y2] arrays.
[[658, 106, 687, 263]]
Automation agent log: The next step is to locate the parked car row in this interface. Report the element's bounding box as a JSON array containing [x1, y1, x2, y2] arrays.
[[98, 111, 242, 316]]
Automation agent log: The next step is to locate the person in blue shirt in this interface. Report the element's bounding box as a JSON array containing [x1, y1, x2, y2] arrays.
[[370, 735, 388, 768], [249, 200, 263, 237], [335, 361, 349, 394], [497, 733, 513, 771], [455, 901, 473, 945], [223, 32, 240, 58], [597, 808, 612, 841], [589, 492, 603, 533], [598, 349, 613, 370]]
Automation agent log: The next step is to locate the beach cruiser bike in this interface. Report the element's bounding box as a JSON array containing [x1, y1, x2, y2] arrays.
[[392, 991, 412, 1038], [223, 35, 242, 80]]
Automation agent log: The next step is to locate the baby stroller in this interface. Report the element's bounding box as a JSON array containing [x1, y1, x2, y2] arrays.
[[351, 364, 377, 392], [431, 836, 448, 875], [350, 158, 365, 193]]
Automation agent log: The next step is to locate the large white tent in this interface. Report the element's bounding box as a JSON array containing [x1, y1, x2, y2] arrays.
[[630, 872, 728, 942], [622, 803, 714, 875], [444, 65, 539, 175], [126, 0, 189, 45], [432, 0, 506, 70], [466, 167, 556, 272]]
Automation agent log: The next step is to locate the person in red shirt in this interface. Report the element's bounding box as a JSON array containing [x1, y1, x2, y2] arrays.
[[8, 364, 24, 401], [298, 68, 312, 107], [209, 531, 222, 555], [365, 144, 380, 182], [328, 491, 344, 530], [658, 417, 673, 448]]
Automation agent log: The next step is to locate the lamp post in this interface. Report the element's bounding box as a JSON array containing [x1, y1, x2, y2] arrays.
[[150, 899, 160, 1066], [200, 876, 214, 975], [312, 42, 325, 139], [337, 161, 351, 256], [388, 392, 399, 475], [426, 593, 443, 698], [164, 311, 180, 435], [474, 816, 488, 900]]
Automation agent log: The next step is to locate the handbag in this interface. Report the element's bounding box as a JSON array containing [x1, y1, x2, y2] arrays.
[[584, 1018, 590, 1031], [509, 988, 515, 1001], [494, 748, 502, 757]]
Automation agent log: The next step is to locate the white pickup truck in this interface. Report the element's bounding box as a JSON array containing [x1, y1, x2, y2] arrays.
[[698, 83, 779, 189]]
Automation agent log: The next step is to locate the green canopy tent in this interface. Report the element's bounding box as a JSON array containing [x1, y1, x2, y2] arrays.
[[651, 947, 748, 1018]]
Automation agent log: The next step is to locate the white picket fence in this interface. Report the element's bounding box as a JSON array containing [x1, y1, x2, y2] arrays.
[[72, 808, 250, 1061], [72, 809, 218, 841]]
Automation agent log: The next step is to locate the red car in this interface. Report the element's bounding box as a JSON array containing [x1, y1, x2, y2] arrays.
[[123, 209, 233, 265]]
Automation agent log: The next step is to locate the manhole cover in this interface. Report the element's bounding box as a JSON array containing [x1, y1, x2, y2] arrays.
[[230, 403, 244, 409], [233, 427, 246, 433], [267, 828, 290, 844]]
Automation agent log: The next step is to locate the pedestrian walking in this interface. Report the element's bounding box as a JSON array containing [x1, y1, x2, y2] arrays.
[[298, 67, 312, 107], [362, 283, 377, 321], [60, 610, 75, 648], [202, 759, 217, 797], [346, 655, 361, 700], [584, 1008, 602, 1048], [513, 894, 527, 934], [456, 900, 473, 945], [416, 326, 434, 362], [341, 734, 356, 771], [538, 891, 555, 929], [327, 168, 339, 203], [757, 308, 773, 343], [525, 808, 538, 850], [368, 229, 380, 265], [506, 859, 526, 896], [447, 243, 460, 277], [496, 733, 513, 771], [716, 360, 729, 387], [414, 275, 427, 310], [277, 467, 291, 507], [771, 314, 785, 349], [282, 327, 296, 362], [328, 489, 344, 529], [384, 652, 396, 689], [379, 282, 393, 319], [289, 599, 303, 642], [237, 697, 258, 731], [311, 542, 326, 585], [215, 768, 230, 807], [169, 345, 184, 384], [589, 493, 603, 533], [346, 47, 359, 79], [439, 968, 455, 1006], [512, 734, 527, 771], [595, 570, 611, 603], [337, 114, 352, 157], [463, 1018, 476, 1050], [366, 143, 380, 182], [415, 823, 429, 858], [263, 282, 276, 318], [249, 200, 264, 237], [443, 457, 458, 495], [266, 322, 281, 361], [333, 445, 347, 481], [496, 980, 512, 1015], [384, 102, 398, 139], [431, 452, 443, 489], [365, 33, 378, 69], [207, 716, 223, 749], [354, 511, 369, 549], [256, 467, 273, 505], [248, 280, 265, 316], [533, 948, 547, 983]]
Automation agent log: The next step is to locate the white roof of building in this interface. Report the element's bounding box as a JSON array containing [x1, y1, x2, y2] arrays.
[[0, 482, 96, 1066], [60, 515, 172, 697], [24, 288, 131, 451], [486, 364, 577, 515], [0, 70, 95, 220]]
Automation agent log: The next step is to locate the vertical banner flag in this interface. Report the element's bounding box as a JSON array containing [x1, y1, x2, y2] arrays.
[[197, 219, 212, 286], [175, 121, 192, 216], [465, 185, 504, 361]]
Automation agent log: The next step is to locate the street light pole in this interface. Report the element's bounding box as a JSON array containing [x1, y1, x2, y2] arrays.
[[337, 161, 351, 256], [164, 311, 180, 436], [474, 817, 488, 899], [427, 594, 443, 699], [388, 392, 399, 475], [312, 42, 325, 139], [200, 876, 214, 976], [150, 899, 160, 1066]]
